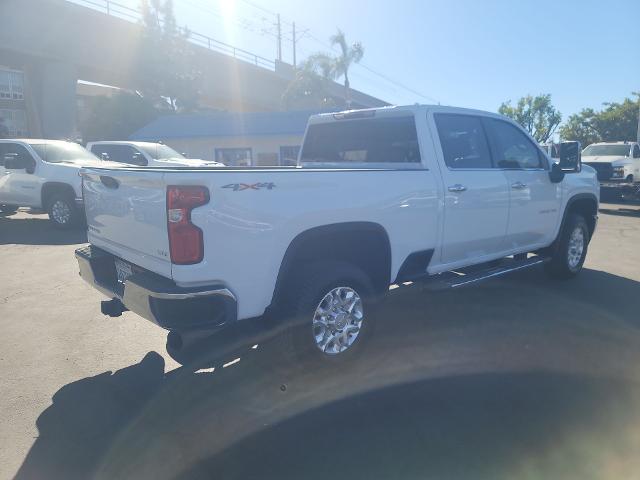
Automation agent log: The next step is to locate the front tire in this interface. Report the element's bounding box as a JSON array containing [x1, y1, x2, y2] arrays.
[[544, 213, 589, 279], [280, 262, 376, 365], [47, 193, 80, 229]]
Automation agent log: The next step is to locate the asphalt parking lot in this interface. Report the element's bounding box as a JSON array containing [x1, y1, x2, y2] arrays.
[[2, 201, 640, 479]]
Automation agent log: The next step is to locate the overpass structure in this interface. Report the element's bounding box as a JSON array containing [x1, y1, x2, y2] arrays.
[[0, 0, 387, 139]]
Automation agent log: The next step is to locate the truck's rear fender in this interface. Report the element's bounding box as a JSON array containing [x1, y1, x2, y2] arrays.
[[270, 222, 392, 312]]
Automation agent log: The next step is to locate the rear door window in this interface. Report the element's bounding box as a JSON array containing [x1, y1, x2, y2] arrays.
[[1, 143, 36, 170], [633, 145, 640, 158], [300, 116, 421, 164], [433, 114, 493, 169]]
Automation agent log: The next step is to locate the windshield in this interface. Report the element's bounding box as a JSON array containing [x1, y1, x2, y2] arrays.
[[29, 141, 98, 163], [582, 144, 630, 156], [137, 143, 185, 160]]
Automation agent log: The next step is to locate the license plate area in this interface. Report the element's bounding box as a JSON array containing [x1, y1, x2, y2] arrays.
[[114, 258, 134, 284]]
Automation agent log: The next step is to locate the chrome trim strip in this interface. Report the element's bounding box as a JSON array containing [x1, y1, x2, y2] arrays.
[[128, 284, 236, 301], [450, 258, 547, 288]]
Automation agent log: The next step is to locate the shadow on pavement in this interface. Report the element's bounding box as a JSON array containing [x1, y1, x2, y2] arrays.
[[0, 216, 86, 246], [186, 371, 640, 480], [14, 352, 166, 480], [13, 268, 640, 480], [599, 207, 640, 218]]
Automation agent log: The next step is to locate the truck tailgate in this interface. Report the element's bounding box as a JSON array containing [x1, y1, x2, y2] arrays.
[[82, 168, 172, 277]]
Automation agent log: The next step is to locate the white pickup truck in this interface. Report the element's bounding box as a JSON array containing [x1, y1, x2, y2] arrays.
[[0, 139, 122, 228], [75, 105, 599, 364], [86, 141, 222, 167], [581, 141, 640, 184]]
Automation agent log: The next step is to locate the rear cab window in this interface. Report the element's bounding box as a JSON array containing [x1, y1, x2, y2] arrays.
[[300, 115, 422, 167]]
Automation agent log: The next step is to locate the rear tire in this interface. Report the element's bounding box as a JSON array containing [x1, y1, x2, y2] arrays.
[[544, 213, 589, 279], [47, 193, 80, 229], [279, 261, 376, 365]]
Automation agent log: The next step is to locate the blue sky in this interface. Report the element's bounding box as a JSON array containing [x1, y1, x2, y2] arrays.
[[112, 0, 639, 119]]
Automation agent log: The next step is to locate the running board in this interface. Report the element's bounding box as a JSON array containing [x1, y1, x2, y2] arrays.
[[421, 256, 550, 292]]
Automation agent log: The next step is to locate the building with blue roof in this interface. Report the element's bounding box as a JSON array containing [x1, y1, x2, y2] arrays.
[[130, 110, 329, 166]]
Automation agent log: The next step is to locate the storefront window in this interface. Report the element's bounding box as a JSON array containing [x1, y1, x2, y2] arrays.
[[215, 148, 252, 166]]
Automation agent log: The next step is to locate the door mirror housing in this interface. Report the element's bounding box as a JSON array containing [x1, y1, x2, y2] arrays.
[[558, 141, 581, 172], [3, 154, 27, 170], [549, 162, 565, 183]]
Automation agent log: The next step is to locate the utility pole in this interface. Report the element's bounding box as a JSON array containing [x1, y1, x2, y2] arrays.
[[637, 96, 640, 143], [292, 22, 297, 68], [277, 14, 282, 62]]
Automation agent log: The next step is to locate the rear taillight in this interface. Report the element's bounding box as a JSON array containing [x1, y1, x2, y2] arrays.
[[167, 186, 210, 264]]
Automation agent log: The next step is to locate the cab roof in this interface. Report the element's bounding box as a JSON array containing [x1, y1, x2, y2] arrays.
[[308, 104, 508, 125]]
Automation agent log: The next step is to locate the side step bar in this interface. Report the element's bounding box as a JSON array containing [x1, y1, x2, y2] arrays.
[[420, 256, 550, 292]]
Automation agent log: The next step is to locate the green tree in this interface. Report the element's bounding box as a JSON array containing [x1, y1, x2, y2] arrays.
[[559, 93, 640, 146], [79, 92, 160, 143], [557, 108, 600, 146], [498, 94, 562, 143], [301, 29, 364, 108], [328, 29, 364, 107], [281, 57, 344, 110], [135, 0, 200, 111]]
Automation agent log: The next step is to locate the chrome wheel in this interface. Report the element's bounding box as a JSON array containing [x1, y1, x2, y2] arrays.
[[51, 200, 71, 225], [567, 226, 585, 270], [312, 286, 364, 355]]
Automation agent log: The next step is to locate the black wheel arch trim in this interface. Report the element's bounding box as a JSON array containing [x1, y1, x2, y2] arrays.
[[41, 182, 77, 208], [558, 192, 598, 241], [270, 222, 392, 311]]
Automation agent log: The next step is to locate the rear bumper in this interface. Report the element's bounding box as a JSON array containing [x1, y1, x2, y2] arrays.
[[75, 245, 237, 331]]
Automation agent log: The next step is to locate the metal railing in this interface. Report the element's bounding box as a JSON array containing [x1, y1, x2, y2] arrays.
[[67, 0, 276, 70]]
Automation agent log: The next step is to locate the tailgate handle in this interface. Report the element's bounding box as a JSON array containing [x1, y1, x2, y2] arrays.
[[100, 175, 120, 189]]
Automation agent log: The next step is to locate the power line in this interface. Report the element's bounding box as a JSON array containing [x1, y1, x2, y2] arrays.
[[176, 0, 440, 103], [181, 0, 279, 39], [355, 63, 439, 103]]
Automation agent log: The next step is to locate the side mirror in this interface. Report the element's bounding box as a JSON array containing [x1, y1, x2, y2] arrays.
[[549, 162, 565, 183], [558, 141, 581, 172], [4, 154, 27, 170]]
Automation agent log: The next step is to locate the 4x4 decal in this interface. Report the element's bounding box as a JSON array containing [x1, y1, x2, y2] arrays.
[[222, 182, 276, 191]]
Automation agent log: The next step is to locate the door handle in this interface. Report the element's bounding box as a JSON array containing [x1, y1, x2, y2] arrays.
[[511, 181, 527, 190], [447, 184, 467, 192]]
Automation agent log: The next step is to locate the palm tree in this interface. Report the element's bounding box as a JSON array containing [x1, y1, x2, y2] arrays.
[[330, 29, 364, 106], [305, 29, 364, 108]]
